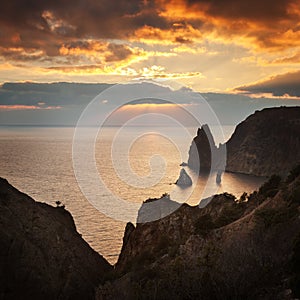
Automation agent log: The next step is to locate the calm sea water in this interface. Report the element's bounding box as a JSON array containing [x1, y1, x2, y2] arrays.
[[0, 126, 265, 264]]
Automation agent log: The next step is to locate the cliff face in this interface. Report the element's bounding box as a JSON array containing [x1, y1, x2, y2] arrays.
[[187, 107, 300, 177], [226, 106, 300, 176], [0, 178, 112, 300], [97, 166, 300, 299]]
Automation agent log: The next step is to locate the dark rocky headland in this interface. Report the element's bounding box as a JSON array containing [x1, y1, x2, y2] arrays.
[[188, 106, 300, 177]]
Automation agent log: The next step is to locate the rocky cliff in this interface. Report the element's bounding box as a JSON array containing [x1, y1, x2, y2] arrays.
[[226, 106, 300, 176], [187, 107, 300, 177], [97, 165, 300, 299], [0, 178, 112, 300]]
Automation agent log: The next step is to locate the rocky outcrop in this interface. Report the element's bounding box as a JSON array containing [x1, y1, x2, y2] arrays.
[[175, 168, 192, 187], [187, 124, 226, 173], [136, 193, 181, 223], [188, 125, 216, 172], [97, 165, 300, 299], [226, 106, 300, 176], [0, 178, 112, 300], [187, 107, 300, 177]]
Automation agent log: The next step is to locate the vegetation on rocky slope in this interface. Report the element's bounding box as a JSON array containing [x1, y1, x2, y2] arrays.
[[1, 165, 299, 299], [97, 166, 300, 300]]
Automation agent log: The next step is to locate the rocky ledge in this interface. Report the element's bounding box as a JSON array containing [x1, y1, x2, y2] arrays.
[[97, 165, 300, 299], [0, 178, 112, 300]]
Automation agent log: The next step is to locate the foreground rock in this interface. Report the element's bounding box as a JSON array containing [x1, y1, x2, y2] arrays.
[[226, 106, 300, 176], [175, 168, 192, 187], [97, 165, 300, 299], [136, 193, 181, 224], [0, 178, 112, 300]]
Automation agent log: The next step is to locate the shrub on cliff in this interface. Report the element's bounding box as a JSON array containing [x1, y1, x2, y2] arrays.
[[286, 164, 300, 184], [254, 206, 298, 228], [194, 214, 215, 236], [288, 186, 300, 204], [258, 174, 281, 197]]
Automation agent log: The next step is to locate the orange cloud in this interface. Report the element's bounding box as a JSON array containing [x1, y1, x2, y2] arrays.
[[1, 0, 300, 57], [154, 0, 300, 52], [132, 23, 202, 45], [46, 63, 202, 80], [1, 0, 300, 88], [271, 52, 300, 64], [137, 65, 203, 79], [0, 105, 62, 111]]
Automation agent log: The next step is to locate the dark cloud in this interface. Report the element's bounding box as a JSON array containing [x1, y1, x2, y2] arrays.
[[0, 0, 299, 66], [46, 65, 104, 72], [162, 0, 300, 50], [186, 0, 293, 23], [0, 0, 167, 49], [0, 47, 44, 62], [1, 82, 299, 126], [105, 44, 133, 62], [235, 70, 300, 97], [174, 36, 193, 44], [0, 0, 171, 65], [62, 41, 92, 50]]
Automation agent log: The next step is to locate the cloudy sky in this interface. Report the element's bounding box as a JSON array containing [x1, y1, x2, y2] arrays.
[[1, 0, 300, 94], [0, 0, 300, 125]]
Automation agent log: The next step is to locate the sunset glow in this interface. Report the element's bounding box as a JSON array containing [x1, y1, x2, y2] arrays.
[[0, 104, 62, 111], [0, 0, 300, 95]]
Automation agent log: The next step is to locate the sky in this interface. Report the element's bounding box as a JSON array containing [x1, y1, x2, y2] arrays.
[[0, 0, 300, 125]]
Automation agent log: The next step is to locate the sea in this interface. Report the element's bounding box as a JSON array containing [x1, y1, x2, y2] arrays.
[[0, 125, 265, 264]]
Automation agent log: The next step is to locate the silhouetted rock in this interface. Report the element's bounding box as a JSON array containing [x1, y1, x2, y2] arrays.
[[175, 168, 192, 187], [188, 125, 216, 172], [97, 166, 300, 299], [226, 106, 300, 176], [0, 178, 112, 300], [136, 194, 181, 224], [187, 124, 226, 173]]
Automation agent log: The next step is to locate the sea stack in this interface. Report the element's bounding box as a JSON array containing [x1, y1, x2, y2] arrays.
[[187, 124, 218, 173], [175, 168, 192, 187]]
